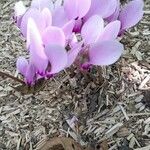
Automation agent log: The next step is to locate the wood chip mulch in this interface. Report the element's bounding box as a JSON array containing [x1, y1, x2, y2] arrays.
[[0, 0, 150, 149]]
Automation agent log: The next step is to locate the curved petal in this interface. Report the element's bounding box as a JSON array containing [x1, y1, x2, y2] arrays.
[[31, 0, 54, 12], [64, 0, 91, 19], [21, 8, 46, 37], [106, 0, 120, 22], [44, 44, 68, 74], [66, 42, 83, 67], [28, 18, 48, 74], [98, 20, 121, 41], [85, 0, 117, 19], [89, 40, 123, 65], [119, 0, 144, 30], [81, 15, 104, 44], [77, 0, 91, 18], [64, 0, 78, 19], [42, 26, 66, 47], [42, 8, 52, 27], [106, 0, 118, 18], [16, 56, 28, 76], [52, 6, 68, 27], [25, 63, 36, 85], [62, 20, 75, 38]]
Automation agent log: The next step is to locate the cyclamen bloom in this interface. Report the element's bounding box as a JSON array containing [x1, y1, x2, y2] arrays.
[[81, 15, 123, 66], [17, 17, 81, 84], [14, 0, 144, 84], [107, 0, 144, 32], [16, 57, 36, 84]]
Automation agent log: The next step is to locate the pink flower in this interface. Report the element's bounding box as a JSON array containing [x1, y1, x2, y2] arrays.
[[81, 15, 123, 66], [14, 0, 144, 85]]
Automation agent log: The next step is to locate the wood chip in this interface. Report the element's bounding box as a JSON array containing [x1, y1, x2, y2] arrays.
[[105, 123, 123, 138]]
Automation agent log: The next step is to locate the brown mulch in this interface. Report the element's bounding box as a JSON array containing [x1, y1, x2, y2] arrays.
[[0, 0, 150, 149]]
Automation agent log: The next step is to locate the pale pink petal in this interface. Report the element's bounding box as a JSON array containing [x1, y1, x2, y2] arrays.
[[64, 0, 78, 19], [52, 6, 68, 27], [106, 0, 118, 18], [16, 56, 28, 76], [42, 8, 52, 27], [66, 42, 83, 67], [42, 26, 66, 47], [64, 0, 91, 19], [98, 20, 121, 41], [62, 20, 75, 38], [28, 18, 48, 74], [25, 63, 36, 85], [119, 0, 144, 30], [44, 44, 68, 74], [85, 0, 117, 19], [77, 0, 91, 18], [89, 40, 123, 65], [21, 8, 46, 37], [31, 0, 54, 11], [81, 15, 104, 44], [106, 0, 120, 22]]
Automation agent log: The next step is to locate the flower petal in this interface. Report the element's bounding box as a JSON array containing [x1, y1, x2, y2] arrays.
[[98, 20, 121, 41], [106, 0, 120, 22], [41, 8, 52, 27], [85, 0, 117, 19], [62, 20, 75, 38], [44, 44, 68, 74], [106, 0, 118, 18], [31, 0, 54, 11], [64, 0, 91, 19], [119, 0, 144, 30], [89, 40, 123, 65], [52, 6, 68, 27], [21, 8, 46, 37], [81, 15, 104, 44], [16, 56, 28, 76], [66, 42, 83, 67], [27, 18, 48, 74], [42, 26, 66, 47], [64, 0, 78, 19], [77, 0, 91, 18], [25, 63, 36, 85]]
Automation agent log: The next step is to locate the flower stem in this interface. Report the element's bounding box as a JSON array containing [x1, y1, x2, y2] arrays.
[[0, 70, 25, 84]]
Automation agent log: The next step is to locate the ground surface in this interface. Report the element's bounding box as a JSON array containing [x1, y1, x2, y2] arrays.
[[0, 0, 150, 150]]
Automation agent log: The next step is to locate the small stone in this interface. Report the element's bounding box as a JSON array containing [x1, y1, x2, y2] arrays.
[[117, 127, 131, 137]]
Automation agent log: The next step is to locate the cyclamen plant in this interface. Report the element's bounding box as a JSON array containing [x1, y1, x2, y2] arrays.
[[14, 0, 144, 85]]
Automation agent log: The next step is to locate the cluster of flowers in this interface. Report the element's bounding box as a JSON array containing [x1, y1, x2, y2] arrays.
[[14, 0, 144, 85]]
